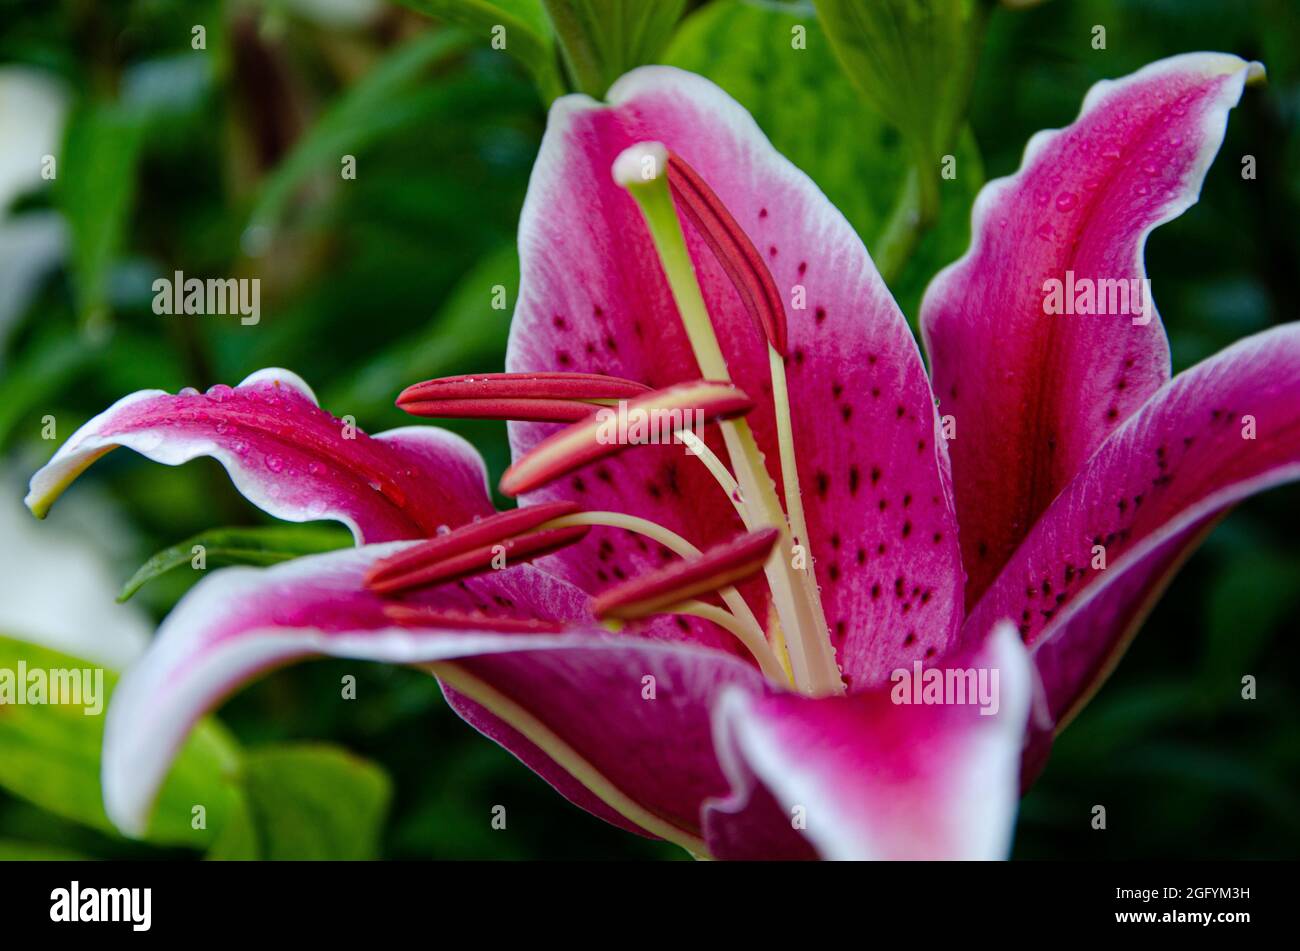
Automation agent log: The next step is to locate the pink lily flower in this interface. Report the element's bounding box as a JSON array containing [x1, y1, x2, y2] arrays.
[[27, 53, 1294, 860]]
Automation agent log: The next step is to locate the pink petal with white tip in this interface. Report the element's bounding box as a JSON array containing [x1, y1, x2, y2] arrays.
[[922, 53, 1261, 602], [26, 368, 493, 542], [703, 624, 1033, 860]]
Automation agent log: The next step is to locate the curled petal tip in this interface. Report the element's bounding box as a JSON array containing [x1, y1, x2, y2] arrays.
[[592, 527, 780, 620], [499, 380, 753, 497]]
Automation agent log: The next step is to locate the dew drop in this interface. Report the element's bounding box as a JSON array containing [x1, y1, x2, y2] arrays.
[[265, 455, 284, 473], [207, 384, 233, 402], [1055, 192, 1078, 212]]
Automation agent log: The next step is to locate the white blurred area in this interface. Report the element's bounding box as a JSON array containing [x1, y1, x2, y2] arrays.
[[0, 66, 68, 355], [0, 475, 150, 670], [1, 67, 150, 669]]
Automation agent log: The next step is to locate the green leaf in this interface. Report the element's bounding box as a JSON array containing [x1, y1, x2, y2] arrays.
[[0, 839, 90, 861], [325, 242, 520, 418], [56, 101, 148, 331], [664, 0, 981, 321], [0, 332, 100, 449], [397, 0, 565, 101], [245, 28, 471, 241], [1204, 550, 1300, 687], [0, 635, 242, 848], [118, 524, 353, 603], [813, 0, 986, 223], [542, 0, 687, 96], [219, 743, 392, 860]]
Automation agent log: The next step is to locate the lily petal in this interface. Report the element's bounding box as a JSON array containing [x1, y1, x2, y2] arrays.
[[102, 543, 764, 853], [922, 53, 1261, 603], [703, 623, 1033, 860], [26, 368, 493, 542], [508, 66, 964, 683], [965, 324, 1300, 738]]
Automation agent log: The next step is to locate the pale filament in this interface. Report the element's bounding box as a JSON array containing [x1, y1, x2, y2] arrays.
[[669, 600, 787, 682], [540, 510, 776, 672]]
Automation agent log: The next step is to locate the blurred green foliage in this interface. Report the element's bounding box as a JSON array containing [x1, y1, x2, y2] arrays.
[[1, 0, 1296, 859]]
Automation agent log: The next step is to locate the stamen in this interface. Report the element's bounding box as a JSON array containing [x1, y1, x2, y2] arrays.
[[365, 501, 588, 595], [382, 605, 568, 633], [542, 509, 766, 641], [769, 347, 812, 553], [397, 372, 650, 423], [666, 153, 809, 552], [666, 600, 787, 683], [665, 152, 787, 355], [616, 141, 843, 697], [498, 380, 753, 497], [591, 527, 779, 620]]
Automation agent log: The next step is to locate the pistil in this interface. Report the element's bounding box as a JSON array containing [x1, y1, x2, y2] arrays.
[[614, 141, 842, 696]]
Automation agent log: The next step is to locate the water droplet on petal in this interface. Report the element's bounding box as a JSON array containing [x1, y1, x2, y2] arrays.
[[436, 524, 451, 536], [1055, 192, 1078, 212], [1036, 222, 1055, 240], [179, 386, 199, 397], [207, 384, 233, 402], [265, 455, 284, 473]]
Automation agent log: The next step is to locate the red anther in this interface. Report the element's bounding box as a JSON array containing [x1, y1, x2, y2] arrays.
[[592, 527, 780, 620], [666, 153, 788, 355], [499, 380, 753, 498], [397, 372, 651, 422], [365, 501, 586, 594]]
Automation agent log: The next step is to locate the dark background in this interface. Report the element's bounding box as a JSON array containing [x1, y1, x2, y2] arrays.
[[0, 0, 1296, 859]]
